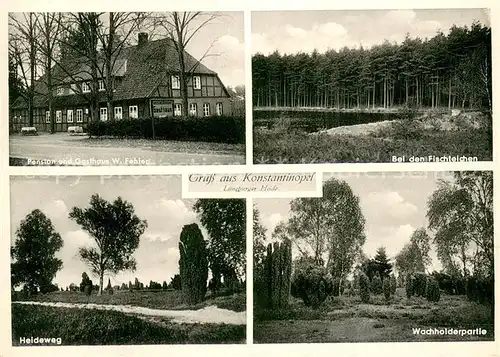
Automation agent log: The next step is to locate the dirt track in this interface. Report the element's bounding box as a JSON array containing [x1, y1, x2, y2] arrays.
[[13, 301, 246, 325]]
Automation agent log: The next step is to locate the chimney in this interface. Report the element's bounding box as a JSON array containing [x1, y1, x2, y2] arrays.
[[138, 32, 148, 47]]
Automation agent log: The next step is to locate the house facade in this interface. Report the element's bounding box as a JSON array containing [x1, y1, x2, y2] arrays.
[[10, 33, 233, 133]]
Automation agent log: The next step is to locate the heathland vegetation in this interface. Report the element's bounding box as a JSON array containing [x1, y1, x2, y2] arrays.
[[253, 172, 494, 343], [11, 196, 246, 345]]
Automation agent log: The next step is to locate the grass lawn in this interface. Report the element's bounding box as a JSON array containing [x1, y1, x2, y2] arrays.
[[12, 304, 245, 345], [253, 112, 492, 164], [15, 289, 246, 312], [254, 289, 494, 343]]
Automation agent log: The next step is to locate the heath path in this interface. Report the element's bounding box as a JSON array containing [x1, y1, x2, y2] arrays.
[[13, 301, 246, 325]]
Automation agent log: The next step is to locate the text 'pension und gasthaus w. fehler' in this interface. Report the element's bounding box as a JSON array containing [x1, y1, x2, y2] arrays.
[[184, 172, 321, 198]]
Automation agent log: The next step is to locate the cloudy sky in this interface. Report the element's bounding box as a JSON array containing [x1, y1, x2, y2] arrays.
[[252, 9, 490, 54], [10, 175, 209, 289], [255, 171, 457, 273]]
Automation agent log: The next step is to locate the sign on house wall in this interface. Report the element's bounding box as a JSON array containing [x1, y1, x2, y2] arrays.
[[151, 99, 173, 118]]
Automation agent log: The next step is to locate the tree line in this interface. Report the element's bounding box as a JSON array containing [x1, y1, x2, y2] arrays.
[[53, 273, 183, 294], [11, 195, 245, 302], [9, 12, 221, 131], [252, 21, 491, 111]]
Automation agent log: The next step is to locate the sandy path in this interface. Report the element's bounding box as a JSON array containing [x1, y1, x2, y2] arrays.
[[315, 120, 393, 136], [13, 301, 246, 325]]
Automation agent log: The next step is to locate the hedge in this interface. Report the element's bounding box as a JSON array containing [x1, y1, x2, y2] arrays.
[[88, 115, 245, 144]]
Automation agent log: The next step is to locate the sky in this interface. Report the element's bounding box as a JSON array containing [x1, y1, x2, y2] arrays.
[[143, 12, 245, 88], [251, 8, 490, 55], [255, 171, 458, 273], [10, 175, 210, 289]]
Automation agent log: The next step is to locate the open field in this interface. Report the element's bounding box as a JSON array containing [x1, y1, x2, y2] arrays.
[[12, 304, 245, 345], [13, 289, 246, 312], [12, 290, 246, 345], [253, 110, 492, 164], [254, 289, 494, 343]]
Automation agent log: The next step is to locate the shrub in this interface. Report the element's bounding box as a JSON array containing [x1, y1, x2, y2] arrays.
[[389, 275, 397, 295], [105, 278, 112, 291], [425, 278, 441, 302], [291, 263, 333, 308], [179, 224, 209, 304], [80, 272, 92, 293], [358, 271, 370, 303], [371, 272, 382, 295], [382, 278, 391, 303], [39, 283, 60, 294], [405, 274, 414, 299], [83, 284, 92, 298], [389, 118, 424, 140], [412, 273, 428, 297], [87, 116, 245, 144], [398, 105, 418, 121], [466, 276, 494, 305], [169, 274, 181, 290], [255, 241, 292, 309]]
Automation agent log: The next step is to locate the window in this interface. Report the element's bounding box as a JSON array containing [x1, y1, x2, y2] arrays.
[[216, 102, 223, 116], [67, 109, 74, 123], [193, 76, 201, 89], [171, 75, 180, 89], [189, 103, 197, 116], [129, 105, 138, 119], [85, 108, 89, 115], [76, 109, 83, 123], [56, 87, 64, 96], [82, 82, 91, 93], [100, 107, 108, 121], [98, 80, 105, 91], [174, 104, 182, 117], [46, 111, 50, 123], [114, 106, 123, 119], [56, 110, 62, 123], [203, 103, 210, 117]]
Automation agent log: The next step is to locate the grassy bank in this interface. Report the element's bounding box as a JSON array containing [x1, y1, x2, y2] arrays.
[[253, 114, 492, 164], [254, 289, 494, 343], [12, 304, 245, 345], [13, 290, 246, 313]]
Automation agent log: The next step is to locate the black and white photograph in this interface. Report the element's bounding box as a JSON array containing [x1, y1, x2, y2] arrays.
[[253, 171, 494, 343], [8, 12, 245, 166], [252, 9, 492, 164], [10, 175, 246, 345]]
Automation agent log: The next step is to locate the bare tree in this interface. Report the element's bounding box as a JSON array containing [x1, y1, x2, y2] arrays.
[[153, 12, 219, 116], [58, 12, 102, 122], [36, 12, 63, 133], [9, 13, 39, 126]]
